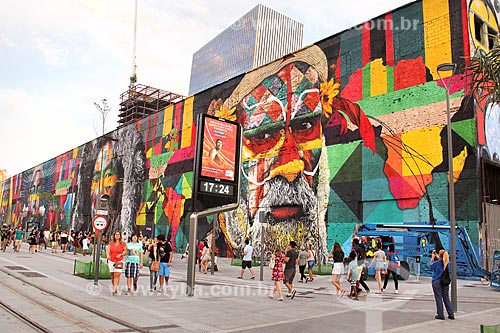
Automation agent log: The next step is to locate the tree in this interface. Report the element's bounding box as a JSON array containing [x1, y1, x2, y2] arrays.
[[467, 36, 500, 103]]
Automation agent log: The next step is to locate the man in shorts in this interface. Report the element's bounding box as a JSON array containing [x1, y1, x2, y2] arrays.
[[238, 239, 255, 279], [157, 234, 172, 292], [284, 241, 299, 299]]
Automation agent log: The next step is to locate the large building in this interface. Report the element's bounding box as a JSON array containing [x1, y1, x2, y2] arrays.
[[188, 4, 303, 95], [1, 0, 500, 276]]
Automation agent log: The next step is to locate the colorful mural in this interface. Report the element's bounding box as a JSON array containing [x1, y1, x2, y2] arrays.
[[0, 0, 499, 261]]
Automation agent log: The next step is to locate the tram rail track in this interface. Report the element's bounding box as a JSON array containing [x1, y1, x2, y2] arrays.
[[0, 298, 51, 333], [0, 266, 152, 332]]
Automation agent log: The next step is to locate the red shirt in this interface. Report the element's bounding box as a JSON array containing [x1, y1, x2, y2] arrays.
[[108, 241, 126, 263], [198, 242, 204, 259]]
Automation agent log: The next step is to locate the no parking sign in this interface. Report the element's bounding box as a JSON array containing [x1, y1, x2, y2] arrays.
[[92, 215, 108, 232]]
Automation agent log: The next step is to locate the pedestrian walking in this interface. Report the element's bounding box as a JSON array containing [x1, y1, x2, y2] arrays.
[[73, 232, 82, 255], [298, 246, 308, 283], [383, 243, 399, 294], [37, 229, 45, 252], [328, 242, 346, 297], [238, 239, 255, 279], [284, 241, 299, 299], [60, 230, 68, 252], [201, 240, 211, 274], [269, 247, 285, 301], [306, 244, 315, 282], [124, 233, 143, 295], [28, 228, 37, 254], [148, 238, 159, 291], [14, 226, 23, 252], [347, 251, 360, 300], [430, 249, 454, 320], [106, 230, 127, 295], [351, 238, 370, 294], [157, 234, 172, 292], [50, 230, 59, 254], [368, 242, 386, 293], [82, 233, 90, 255], [1, 224, 9, 252], [43, 229, 50, 249], [197, 239, 204, 272], [67, 231, 74, 253]]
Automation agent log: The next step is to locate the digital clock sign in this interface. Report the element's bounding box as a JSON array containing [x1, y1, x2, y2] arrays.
[[199, 180, 235, 196], [192, 113, 242, 212]]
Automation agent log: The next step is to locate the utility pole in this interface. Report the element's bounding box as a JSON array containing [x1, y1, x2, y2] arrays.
[[92, 98, 111, 285]]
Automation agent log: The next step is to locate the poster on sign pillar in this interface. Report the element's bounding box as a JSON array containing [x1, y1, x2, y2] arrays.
[[192, 113, 242, 212]]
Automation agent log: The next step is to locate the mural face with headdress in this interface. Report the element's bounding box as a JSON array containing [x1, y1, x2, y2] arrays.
[[214, 45, 375, 256], [90, 140, 118, 214]]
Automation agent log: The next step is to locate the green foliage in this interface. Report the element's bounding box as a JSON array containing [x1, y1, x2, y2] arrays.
[[467, 36, 500, 104]]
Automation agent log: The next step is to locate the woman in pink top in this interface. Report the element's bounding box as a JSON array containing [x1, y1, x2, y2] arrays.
[[106, 230, 127, 295]]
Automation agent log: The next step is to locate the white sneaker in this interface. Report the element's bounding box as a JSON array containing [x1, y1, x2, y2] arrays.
[[394, 290, 399, 294]]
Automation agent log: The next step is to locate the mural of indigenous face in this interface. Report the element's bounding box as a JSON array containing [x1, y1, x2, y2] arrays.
[[90, 140, 118, 213], [469, 0, 499, 53], [215, 46, 375, 256]]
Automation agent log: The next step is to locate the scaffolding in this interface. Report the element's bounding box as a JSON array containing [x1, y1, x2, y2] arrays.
[[118, 84, 185, 128]]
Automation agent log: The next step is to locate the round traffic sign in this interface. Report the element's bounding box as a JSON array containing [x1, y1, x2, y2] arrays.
[[92, 215, 108, 231]]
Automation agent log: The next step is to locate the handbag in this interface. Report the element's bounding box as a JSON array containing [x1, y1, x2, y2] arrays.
[[151, 261, 160, 272], [441, 266, 451, 286], [150, 246, 160, 272], [114, 261, 124, 269]]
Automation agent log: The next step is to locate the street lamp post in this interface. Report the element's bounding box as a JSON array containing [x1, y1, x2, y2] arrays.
[[436, 62, 457, 311], [93, 99, 110, 285]]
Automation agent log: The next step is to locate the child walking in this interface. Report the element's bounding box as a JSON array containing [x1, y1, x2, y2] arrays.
[[347, 251, 359, 300]]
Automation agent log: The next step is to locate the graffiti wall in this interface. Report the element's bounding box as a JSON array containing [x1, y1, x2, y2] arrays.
[[1, 0, 499, 258]]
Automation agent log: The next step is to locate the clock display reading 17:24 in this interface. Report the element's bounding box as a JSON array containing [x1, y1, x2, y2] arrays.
[[199, 180, 234, 196]]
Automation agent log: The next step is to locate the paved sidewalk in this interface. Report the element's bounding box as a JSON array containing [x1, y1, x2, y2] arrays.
[[0, 246, 499, 332]]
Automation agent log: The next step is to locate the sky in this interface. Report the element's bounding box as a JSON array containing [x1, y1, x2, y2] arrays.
[[0, 0, 414, 177]]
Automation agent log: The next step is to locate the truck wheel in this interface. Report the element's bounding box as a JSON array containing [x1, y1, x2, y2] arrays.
[[397, 261, 410, 280]]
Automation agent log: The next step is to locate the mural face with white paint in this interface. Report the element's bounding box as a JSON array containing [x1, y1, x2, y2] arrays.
[[485, 102, 500, 162]]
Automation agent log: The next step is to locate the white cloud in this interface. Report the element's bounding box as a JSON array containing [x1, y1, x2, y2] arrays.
[[0, 0, 415, 176], [31, 37, 69, 66], [0, 33, 17, 48]]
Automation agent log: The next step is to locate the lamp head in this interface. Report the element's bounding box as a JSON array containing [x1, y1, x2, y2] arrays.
[[437, 63, 457, 72]]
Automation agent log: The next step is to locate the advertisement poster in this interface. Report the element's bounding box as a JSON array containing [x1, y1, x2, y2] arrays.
[[200, 117, 237, 181]]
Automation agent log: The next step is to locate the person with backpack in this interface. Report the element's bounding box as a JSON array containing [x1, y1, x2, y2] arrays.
[[383, 243, 399, 294], [430, 249, 454, 320], [351, 238, 370, 294]]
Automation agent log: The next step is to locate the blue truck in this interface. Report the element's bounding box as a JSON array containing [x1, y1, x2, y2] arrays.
[[342, 222, 489, 280], [491, 250, 500, 289]]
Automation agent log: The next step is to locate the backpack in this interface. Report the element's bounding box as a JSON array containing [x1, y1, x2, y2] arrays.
[[389, 252, 400, 269], [441, 266, 451, 286]]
